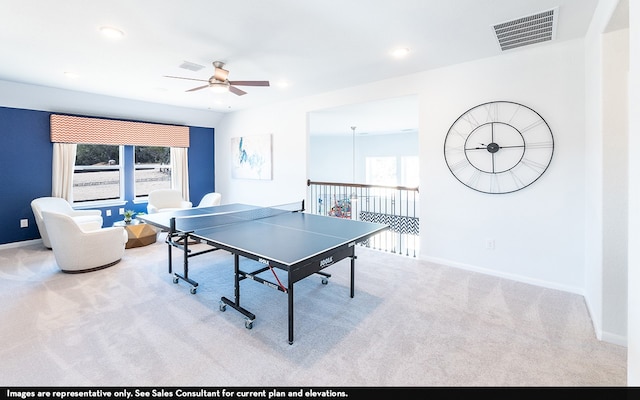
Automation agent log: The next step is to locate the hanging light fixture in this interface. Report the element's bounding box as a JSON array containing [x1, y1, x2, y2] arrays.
[[350, 126, 358, 201]]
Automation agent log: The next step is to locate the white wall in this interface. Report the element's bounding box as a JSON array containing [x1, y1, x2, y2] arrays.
[[602, 28, 629, 346], [627, 0, 639, 386], [419, 41, 587, 294], [584, 0, 630, 347]]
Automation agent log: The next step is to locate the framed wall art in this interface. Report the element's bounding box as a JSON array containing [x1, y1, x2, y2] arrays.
[[230, 134, 272, 180]]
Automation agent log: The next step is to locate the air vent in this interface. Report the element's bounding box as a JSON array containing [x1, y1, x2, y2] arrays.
[[179, 61, 205, 72], [493, 7, 558, 51]]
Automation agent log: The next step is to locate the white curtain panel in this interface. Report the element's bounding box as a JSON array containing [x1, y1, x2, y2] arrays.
[[51, 142, 77, 202], [170, 147, 190, 201]]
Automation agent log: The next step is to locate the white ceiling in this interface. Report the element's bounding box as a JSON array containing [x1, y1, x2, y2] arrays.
[[0, 0, 603, 117]]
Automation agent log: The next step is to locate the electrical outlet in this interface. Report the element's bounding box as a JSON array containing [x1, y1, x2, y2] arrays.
[[486, 239, 495, 250], [119, 208, 125, 215], [20, 219, 28, 228], [106, 209, 112, 217]]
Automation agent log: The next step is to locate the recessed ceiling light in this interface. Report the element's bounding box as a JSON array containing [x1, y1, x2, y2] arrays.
[[64, 71, 79, 79], [99, 26, 125, 39], [391, 47, 411, 58]]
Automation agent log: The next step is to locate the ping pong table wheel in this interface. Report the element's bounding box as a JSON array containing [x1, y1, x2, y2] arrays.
[[245, 319, 253, 329], [172, 276, 179, 284], [219, 301, 226, 312], [190, 287, 197, 294], [321, 278, 329, 285]]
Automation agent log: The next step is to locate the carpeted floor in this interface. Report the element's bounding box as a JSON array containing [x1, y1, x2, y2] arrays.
[[0, 237, 627, 386]]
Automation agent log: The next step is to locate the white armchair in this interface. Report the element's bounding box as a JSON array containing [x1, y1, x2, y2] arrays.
[[31, 197, 103, 249], [147, 189, 192, 214], [41, 211, 128, 273], [197, 192, 222, 207]]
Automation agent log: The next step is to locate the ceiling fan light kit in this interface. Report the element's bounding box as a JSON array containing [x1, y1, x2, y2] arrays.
[[209, 82, 230, 94]]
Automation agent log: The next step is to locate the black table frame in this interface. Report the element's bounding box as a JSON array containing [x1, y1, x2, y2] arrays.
[[165, 224, 367, 344]]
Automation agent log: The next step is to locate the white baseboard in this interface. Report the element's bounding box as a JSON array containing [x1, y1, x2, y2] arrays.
[[0, 238, 43, 250]]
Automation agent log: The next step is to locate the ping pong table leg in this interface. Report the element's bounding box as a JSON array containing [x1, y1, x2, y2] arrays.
[[220, 253, 256, 328], [350, 254, 356, 298], [288, 278, 294, 345], [166, 234, 172, 274]]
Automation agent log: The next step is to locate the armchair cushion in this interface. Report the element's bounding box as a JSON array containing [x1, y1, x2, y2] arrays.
[[147, 189, 192, 213], [41, 211, 127, 273], [31, 197, 103, 248]]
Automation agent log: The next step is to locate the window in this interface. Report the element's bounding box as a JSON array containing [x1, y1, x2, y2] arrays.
[[73, 144, 122, 202], [365, 155, 419, 187], [135, 146, 171, 198], [400, 156, 419, 187], [366, 156, 397, 186]]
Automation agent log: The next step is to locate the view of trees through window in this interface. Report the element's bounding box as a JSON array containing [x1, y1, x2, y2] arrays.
[[74, 144, 121, 202], [135, 146, 171, 198], [73, 144, 171, 203]]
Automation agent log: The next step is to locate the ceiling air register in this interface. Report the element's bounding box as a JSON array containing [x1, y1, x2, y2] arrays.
[[493, 8, 558, 51]]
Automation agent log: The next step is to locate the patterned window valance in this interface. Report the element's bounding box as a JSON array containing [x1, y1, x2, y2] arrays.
[[50, 114, 189, 147]]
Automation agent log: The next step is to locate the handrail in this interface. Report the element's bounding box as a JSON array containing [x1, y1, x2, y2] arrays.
[[306, 179, 420, 257], [307, 179, 419, 193]]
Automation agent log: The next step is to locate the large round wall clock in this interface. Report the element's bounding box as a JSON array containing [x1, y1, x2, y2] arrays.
[[443, 100, 554, 194]]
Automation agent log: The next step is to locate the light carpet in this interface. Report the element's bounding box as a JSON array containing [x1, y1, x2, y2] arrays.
[[0, 237, 627, 386]]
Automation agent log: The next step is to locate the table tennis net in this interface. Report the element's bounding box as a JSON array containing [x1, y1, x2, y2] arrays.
[[171, 201, 303, 232]]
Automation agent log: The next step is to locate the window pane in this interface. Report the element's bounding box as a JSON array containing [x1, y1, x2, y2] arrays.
[[401, 156, 420, 187], [74, 144, 121, 202], [135, 146, 171, 198], [365, 156, 397, 186]]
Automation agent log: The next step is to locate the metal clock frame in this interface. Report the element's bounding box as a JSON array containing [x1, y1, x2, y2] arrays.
[[443, 100, 554, 194]]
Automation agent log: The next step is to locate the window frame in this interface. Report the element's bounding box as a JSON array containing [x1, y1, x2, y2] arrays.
[[72, 144, 125, 206], [133, 145, 172, 199]]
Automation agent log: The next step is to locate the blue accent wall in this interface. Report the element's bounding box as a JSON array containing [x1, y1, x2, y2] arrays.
[[0, 106, 215, 245], [188, 126, 215, 207]]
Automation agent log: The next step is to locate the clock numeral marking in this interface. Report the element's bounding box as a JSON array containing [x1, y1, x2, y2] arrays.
[[483, 102, 499, 122], [519, 157, 548, 174], [507, 170, 526, 189], [521, 118, 546, 133], [490, 174, 500, 193], [449, 158, 470, 172], [445, 144, 465, 154], [507, 105, 522, 125], [466, 169, 481, 188], [525, 140, 553, 149], [461, 112, 481, 130], [450, 126, 470, 141]]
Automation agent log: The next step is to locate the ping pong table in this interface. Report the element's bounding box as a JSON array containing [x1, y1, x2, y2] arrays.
[[137, 201, 388, 344]]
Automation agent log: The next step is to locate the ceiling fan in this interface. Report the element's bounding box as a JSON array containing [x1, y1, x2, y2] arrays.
[[164, 61, 269, 96]]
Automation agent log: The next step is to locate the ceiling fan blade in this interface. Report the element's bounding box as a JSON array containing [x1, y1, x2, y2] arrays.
[[186, 84, 211, 92], [163, 75, 209, 83], [228, 80, 270, 87], [229, 86, 247, 96]]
